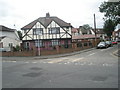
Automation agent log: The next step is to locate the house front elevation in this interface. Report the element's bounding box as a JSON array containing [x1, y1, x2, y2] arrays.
[[21, 13, 72, 50], [0, 25, 21, 51]]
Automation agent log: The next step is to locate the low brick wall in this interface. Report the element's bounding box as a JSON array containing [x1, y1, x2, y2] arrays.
[[40, 45, 92, 56], [2, 40, 97, 57]]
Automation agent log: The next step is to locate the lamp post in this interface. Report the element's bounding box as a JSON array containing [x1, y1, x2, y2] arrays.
[[38, 33, 41, 56]]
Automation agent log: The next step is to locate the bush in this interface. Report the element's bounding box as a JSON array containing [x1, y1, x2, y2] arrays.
[[13, 45, 20, 51]]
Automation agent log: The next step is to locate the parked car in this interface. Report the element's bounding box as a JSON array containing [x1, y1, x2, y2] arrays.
[[105, 41, 113, 47], [96, 42, 107, 49], [112, 41, 118, 45]]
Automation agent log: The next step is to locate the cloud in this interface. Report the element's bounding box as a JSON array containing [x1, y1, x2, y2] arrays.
[[0, 0, 11, 17], [0, 0, 106, 30]]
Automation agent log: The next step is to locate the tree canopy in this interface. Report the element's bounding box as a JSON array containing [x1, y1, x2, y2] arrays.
[[99, 1, 120, 37], [103, 19, 115, 37], [82, 24, 92, 30], [17, 31, 22, 40], [99, 1, 120, 25]]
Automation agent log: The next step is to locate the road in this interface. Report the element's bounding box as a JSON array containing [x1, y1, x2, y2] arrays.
[[2, 45, 118, 88]]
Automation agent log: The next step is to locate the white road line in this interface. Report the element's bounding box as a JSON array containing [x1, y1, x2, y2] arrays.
[[71, 58, 84, 62], [25, 62, 29, 63], [88, 53, 95, 56], [11, 61, 16, 63], [47, 59, 68, 64], [103, 63, 113, 67], [32, 62, 37, 63]]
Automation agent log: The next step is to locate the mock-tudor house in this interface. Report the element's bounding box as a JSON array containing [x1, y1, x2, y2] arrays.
[[0, 25, 21, 51], [21, 13, 72, 51]]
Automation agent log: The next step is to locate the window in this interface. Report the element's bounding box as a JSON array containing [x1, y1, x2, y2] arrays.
[[84, 43, 87, 46], [9, 43, 13, 48], [35, 40, 43, 47], [49, 27, 60, 34], [51, 40, 59, 46], [24, 42, 29, 50], [33, 28, 43, 35]]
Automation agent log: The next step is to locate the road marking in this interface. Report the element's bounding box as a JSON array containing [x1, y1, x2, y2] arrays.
[[88, 53, 95, 56], [102, 63, 113, 67], [71, 58, 84, 62], [11, 61, 16, 63], [47, 59, 63, 63], [32, 62, 37, 63], [25, 62, 29, 63]]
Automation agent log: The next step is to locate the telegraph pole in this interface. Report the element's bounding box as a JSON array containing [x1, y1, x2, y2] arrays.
[[94, 14, 97, 46]]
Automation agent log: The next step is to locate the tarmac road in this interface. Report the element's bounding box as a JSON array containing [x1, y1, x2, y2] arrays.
[[2, 44, 118, 88]]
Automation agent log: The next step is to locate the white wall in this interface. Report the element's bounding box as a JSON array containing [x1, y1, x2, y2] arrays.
[[1, 37, 21, 51], [1, 31, 19, 40], [22, 21, 72, 40]]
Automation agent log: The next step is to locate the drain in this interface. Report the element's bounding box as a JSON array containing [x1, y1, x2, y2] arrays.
[[23, 72, 42, 77]]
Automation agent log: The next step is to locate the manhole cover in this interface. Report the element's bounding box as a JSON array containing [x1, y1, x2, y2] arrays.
[[30, 67, 42, 70], [92, 76, 108, 82], [23, 72, 42, 77]]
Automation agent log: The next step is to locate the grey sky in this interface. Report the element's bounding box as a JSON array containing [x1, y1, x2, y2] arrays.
[[0, 0, 109, 30]]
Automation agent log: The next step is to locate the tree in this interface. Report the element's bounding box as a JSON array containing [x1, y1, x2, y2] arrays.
[[17, 31, 22, 40], [103, 19, 115, 38], [82, 24, 92, 30], [99, 1, 120, 25]]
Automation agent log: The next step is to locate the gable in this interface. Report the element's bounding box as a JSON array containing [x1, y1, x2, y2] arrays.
[[47, 21, 60, 28]]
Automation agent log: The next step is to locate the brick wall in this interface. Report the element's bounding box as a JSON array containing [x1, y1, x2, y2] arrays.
[[2, 39, 100, 57], [2, 50, 37, 57]]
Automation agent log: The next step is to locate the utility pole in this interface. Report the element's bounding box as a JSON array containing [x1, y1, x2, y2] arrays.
[[94, 14, 97, 46]]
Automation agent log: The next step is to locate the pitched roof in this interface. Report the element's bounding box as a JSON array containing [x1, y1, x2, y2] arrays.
[[0, 25, 15, 32], [72, 28, 79, 33], [92, 28, 105, 34], [72, 35, 100, 39], [0, 36, 6, 40], [21, 13, 72, 30]]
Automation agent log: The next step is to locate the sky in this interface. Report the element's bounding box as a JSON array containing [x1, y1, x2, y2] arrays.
[[0, 0, 108, 30]]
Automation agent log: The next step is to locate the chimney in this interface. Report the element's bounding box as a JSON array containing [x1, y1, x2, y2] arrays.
[[46, 13, 50, 18]]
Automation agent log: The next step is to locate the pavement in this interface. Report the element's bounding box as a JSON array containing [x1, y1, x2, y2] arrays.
[[113, 50, 120, 57], [34, 48, 95, 60]]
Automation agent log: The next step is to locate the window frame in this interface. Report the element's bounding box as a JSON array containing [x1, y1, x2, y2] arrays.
[[35, 40, 43, 47], [51, 40, 59, 46], [33, 28, 43, 35], [49, 27, 60, 34]]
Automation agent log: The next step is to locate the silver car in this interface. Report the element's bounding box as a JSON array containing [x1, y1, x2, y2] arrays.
[[96, 42, 107, 49]]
